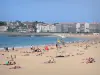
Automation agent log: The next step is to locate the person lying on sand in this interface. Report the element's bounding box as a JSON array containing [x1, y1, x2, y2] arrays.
[[32, 48, 41, 53], [44, 56, 56, 64], [9, 66, 21, 69], [86, 57, 95, 64], [82, 57, 95, 64], [0, 60, 16, 65], [36, 51, 44, 56]]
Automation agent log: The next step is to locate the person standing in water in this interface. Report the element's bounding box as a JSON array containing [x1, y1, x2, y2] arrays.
[[56, 43, 59, 50], [12, 47, 15, 51], [4, 47, 9, 52]]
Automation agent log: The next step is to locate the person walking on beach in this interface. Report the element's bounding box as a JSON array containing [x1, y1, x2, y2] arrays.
[[56, 43, 59, 50], [30, 45, 33, 50], [61, 39, 65, 47], [14, 55, 16, 59], [11, 55, 14, 61], [4, 47, 9, 52], [12, 47, 14, 51]]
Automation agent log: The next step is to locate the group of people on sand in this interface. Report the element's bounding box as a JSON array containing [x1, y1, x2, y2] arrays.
[[56, 38, 66, 49], [30, 45, 49, 53], [4, 47, 9, 52], [1, 36, 100, 66], [0, 55, 16, 66], [0, 52, 21, 69], [4, 47, 15, 52], [82, 57, 95, 64], [30, 46, 41, 52], [20, 45, 51, 56]]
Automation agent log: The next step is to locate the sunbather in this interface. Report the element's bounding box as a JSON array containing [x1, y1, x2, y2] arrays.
[[9, 66, 21, 69], [0, 60, 16, 65]]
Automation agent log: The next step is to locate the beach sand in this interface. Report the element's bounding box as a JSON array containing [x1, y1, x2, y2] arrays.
[[0, 35, 100, 75]]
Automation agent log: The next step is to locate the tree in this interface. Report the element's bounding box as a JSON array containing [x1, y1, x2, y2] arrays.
[[15, 20, 22, 26], [0, 21, 7, 26], [15, 20, 21, 24], [20, 23, 25, 27]]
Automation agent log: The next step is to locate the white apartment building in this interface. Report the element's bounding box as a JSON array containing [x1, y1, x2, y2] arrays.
[[36, 24, 42, 33], [76, 23, 80, 33], [36, 24, 56, 32], [41, 24, 49, 32], [55, 24, 62, 32], [48, 24, 56, 32], [78, 22, 90, 33], [84, 23, 89, 32]]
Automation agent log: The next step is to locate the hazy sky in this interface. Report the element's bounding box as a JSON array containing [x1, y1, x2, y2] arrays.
[[0, 0, 100, 23]]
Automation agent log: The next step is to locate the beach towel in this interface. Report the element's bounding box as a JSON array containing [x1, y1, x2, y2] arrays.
[[5, 61, 9, 65]]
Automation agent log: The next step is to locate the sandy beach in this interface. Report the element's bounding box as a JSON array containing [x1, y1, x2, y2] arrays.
[[0, 35, 100, 75]]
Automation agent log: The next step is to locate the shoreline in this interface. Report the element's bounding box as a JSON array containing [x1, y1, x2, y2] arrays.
[[0, 32, 100, 36], [0, 38, 90, 50], [0, 34, 98, 50], [0, 37, 94, 50]]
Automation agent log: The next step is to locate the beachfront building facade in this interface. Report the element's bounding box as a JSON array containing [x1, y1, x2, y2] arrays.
[[55, 23, 76, 33], [2, 21, 100, 33], [84, 23, 90, 32], [96, 23, 100, 33], [76, 23, 81, 33], [62, 24, 68, 32], [36, 23, 42, 33], [67, 23, 76, 33], [89, 23, 97, 33], [55, 23, 62, 32], [48, 24, 56, 32], [80, 23, 90, 33], [41, 24, 49, 32], [0, 26, 8, 32], [36, 23, 56, 33], [80, 23, 85, 33]]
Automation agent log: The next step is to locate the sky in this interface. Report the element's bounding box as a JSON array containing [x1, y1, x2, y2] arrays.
[[0, 0, 100, 23]]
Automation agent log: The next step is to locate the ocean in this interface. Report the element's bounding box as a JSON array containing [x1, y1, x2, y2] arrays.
[[0, 35, 87, 49]]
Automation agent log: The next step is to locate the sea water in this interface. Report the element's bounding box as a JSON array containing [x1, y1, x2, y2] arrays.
[[0, 35, 87, 49]]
